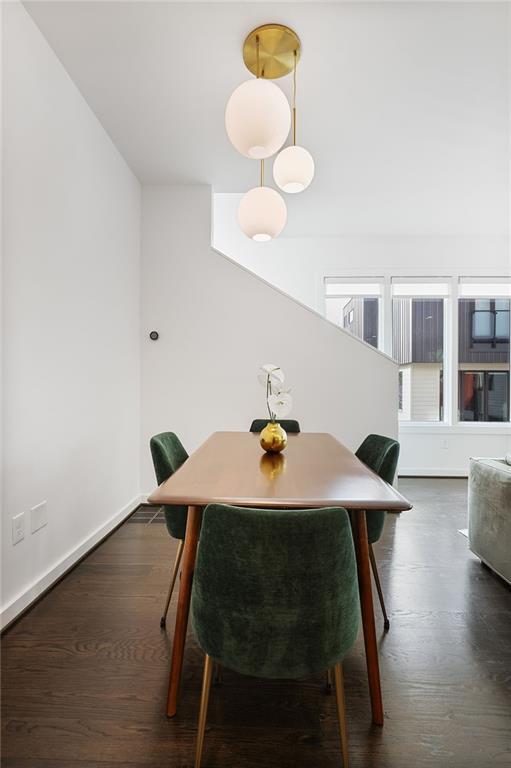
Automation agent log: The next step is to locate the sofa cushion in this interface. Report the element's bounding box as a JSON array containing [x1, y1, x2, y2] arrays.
[[471, 457, 511, 475], [468, 457, 511, 586]]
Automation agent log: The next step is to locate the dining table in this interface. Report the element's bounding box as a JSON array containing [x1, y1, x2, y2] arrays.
[[147, 430, 412, 725]]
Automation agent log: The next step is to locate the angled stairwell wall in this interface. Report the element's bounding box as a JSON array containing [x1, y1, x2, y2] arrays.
[[141, 185, 398, 492]]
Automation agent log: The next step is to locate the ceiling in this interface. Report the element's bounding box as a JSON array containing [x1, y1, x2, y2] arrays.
[[24, 2, 509, 236]]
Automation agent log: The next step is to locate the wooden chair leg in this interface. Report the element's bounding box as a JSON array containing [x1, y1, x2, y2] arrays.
[[195, 654, 213, 768], [368, 543, 390, 631], [333, 664, 349, 768], [324, 667, 333, 694], [160, 539, 184, 628], [214, 662, 223, 686]]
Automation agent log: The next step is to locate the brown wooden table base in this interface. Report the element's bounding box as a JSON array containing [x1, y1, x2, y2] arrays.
[[351, 509, 384, 726], [166, 505, 202, 718]]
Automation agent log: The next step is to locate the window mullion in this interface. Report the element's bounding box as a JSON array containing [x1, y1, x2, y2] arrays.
[[449, 276, 458, 426], [383, 276, 392, 356]]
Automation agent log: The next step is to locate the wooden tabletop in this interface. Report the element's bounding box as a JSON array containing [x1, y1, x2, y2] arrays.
[[147, 432, 412, 511]]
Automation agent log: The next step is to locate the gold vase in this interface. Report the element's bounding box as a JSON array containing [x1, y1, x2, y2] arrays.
[[260, 421, 287, 454]]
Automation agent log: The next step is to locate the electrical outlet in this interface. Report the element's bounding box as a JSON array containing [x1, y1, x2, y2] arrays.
[[31, 501, 47, 534], [441, 439, 449, 450], [12, 512, 25, 545]]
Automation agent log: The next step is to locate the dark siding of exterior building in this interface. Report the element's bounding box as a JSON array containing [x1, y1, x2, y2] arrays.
[[393, 298, 443, 364], [345, 297, 509, 366], [411, 300, 443, 364]]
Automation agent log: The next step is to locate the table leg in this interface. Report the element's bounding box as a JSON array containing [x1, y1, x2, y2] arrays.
[[166, 505, 202, 718], [352, 510, 384, 726]]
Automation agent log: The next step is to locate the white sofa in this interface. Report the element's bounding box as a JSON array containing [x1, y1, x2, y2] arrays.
[[468, 457, 511, 585]]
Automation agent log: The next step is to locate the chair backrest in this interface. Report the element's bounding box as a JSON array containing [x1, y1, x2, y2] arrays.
[[355, 434, 399, 485], [191, 504, 359, 680], [355, 434, 400, 544], [149, 432, 189, 540], [249, 419, 301, 433]]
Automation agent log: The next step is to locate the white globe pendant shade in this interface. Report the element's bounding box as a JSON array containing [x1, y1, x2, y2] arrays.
[[273, 145, 315, 193], [225, 79, 291, 160], [237, 186, 287, 241]]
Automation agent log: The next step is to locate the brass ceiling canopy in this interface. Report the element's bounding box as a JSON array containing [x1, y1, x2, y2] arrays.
[[243, 24, 301, 79]]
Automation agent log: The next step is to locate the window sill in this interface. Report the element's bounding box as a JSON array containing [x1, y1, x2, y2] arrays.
[[399, 422, 511, 435]]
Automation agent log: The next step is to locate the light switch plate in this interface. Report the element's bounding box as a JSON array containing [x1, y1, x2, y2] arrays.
[[31, 501, 47, 534], [12, 512, 25, 545]]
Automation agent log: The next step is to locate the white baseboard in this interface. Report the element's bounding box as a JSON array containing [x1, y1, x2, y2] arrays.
[[0, 494, 144, 631], [399, 468, 468, 478]]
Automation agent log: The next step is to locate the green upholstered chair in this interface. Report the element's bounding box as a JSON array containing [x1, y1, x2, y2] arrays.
[[355, 434, 400, 631], [191, 504, 360, 768], [249, 418, 301, 433], [150, 432, 189, 628]]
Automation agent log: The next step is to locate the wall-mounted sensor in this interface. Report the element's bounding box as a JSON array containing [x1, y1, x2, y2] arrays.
[[149, 331, 159, 341]]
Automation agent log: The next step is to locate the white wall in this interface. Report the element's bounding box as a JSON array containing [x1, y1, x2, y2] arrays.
[[1, 2, 141, 627], [141, 185, 398, 492]]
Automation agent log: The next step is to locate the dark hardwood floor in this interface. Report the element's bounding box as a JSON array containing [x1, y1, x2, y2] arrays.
[[2, 478, 510, 767]]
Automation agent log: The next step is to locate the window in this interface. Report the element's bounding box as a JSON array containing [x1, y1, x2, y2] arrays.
[[325, 279, 382, 349], [392, 281, 448, 423], [458, 281, 510, 422], [323, 275, 511, 426], [459, 372, 510, 422], [471, 300, 510, 345]]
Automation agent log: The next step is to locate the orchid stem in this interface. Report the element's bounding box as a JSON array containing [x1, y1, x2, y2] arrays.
[[266, 374, 274, 422]]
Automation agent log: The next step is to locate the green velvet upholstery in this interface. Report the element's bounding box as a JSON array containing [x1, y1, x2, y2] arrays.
[[149, 432, 188, 540], [355, 434, 400, 544], [191, 504, 359, 679], [249, 419, 301, 433]]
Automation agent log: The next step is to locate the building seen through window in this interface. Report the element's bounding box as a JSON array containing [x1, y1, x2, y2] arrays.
[[459, 295, 510, 422], [325, 277, 510, 424], [392, 282, 447, 422], [325, 281, 381, 349]]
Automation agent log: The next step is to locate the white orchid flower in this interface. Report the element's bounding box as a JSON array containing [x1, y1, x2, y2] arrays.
[[258, 363, 285, 390], [268, 391, 293, 419]]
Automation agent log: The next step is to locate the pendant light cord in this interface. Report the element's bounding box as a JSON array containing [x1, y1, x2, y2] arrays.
[[257, 36, 263, 187], [292, 49, 297, 146]]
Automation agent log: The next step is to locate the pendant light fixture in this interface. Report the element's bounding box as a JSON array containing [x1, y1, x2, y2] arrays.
[[225, 79, 290, 160], [273, 50, 315, 193], [238, 160, 287, 241], [225, 24, 312, 240]]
